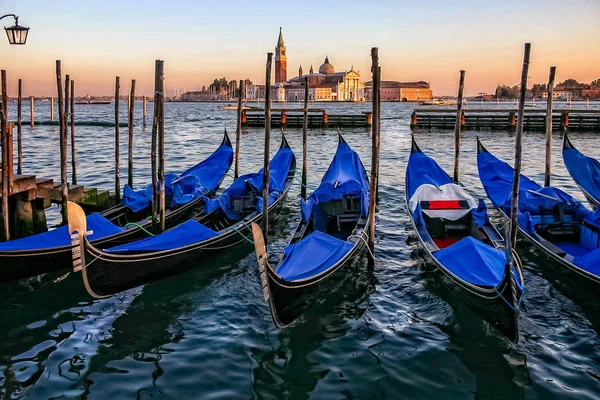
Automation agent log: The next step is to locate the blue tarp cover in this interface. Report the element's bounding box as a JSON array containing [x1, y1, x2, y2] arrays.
[[573, 247, 600, 276], [405, 151, 452, 200], [275, 231, 354, 281], [406, 147, 489, 228], [563, 145, 600, 204], [433, 236, 507, 287], [122, 141, 233, 212], [203, 146, 294, 221], [300, 141, 369, 224], [478, 149, 599, 225], [106, 219, 217, 253], [0, 213, 124, 251], [477, 151, 540, 209], [478, 147, 600, 270]]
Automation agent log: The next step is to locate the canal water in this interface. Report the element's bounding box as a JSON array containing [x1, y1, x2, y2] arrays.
[[1, 101, 600, 399]]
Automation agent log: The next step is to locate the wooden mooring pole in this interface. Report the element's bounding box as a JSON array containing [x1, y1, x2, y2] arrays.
[[453, 70, 465, 183], [114, 76, 121, 201], [302, 76, 309, 199], [70, 79, 77, 185], [50, 97, 54, 121], [544, 66, 556, 188], [234, 79, 243, 179], [143, 95, 147, 128], [156, 61, 166, 232], [262, 53, 273, 242], [1, 70, 9, 241], [510, 43, 531, 247], [17, 79, 22, 175], [56, 62, 68, 224], [30, 96, 34, 127], [151, 72, 159, 231], [128, 79, 136, 188], [368, 47, 381, 258]]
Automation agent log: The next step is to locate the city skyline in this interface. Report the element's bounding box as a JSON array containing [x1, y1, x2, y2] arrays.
[[1, 0, 598, 97]]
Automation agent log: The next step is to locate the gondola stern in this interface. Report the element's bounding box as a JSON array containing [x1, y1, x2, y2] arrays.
[[476, 136, 488, 155], [221, 127, 233, 147], [562, 131, 575, 151], [337, 126, 347, 144], [280, 129, 291, 150], [410, 133, 423, 154], [251, 222, 275, 303], [67, 201, 88, 274]]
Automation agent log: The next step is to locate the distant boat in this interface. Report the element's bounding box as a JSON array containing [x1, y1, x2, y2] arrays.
[[420, 98, 458, 106], [75, 100, 111, 105], [218, 104, 262, 111]]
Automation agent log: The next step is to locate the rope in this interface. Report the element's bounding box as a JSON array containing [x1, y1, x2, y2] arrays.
[[125, 222, 155, 236], [293, 175, 308, 188], [347, 234, 375, 260], [227, 220, 255, 244]]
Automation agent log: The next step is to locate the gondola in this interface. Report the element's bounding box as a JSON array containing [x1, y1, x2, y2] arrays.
[[405, 136, 524, 341], [0, 130, 233, 283], [67, 134, 296, 298], [477, 138, 600, 286], [250, 133, 370, 328], [562, 133, 600, 209]]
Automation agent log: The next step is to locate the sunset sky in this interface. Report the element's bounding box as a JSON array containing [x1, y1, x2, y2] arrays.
[[2, 0, 599, 97]]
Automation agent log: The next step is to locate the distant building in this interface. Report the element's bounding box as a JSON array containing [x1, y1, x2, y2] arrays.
[[260, 29, 365, 101], [542, 84, 600, 100], [364, 81, 432, 102], [275, 27, 287, 84], [582, 88, 600, 99]]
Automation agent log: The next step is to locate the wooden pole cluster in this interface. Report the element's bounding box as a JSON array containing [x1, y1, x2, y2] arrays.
[[29, 96, 34, 127], [368, 47, 381, 257], [17, 79, 22, 175], [301, 76, 309, 199], [544, 66, 556, 188], [453, 70, 466, 183], [234, 79, 243, 179], [262, 53, 273, 242], [143, 95, 147, 128], [114, 76, 121, 201], [1, 70, 9, 241], [128, 79, 136, 188], [55, 62, 69, 224], [509, 43, 531, 247], [70, 80, 77, 184], [156, 61, 166, 232]]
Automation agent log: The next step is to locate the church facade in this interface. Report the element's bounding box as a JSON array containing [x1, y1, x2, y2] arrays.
[[266, 29, 365, 102]]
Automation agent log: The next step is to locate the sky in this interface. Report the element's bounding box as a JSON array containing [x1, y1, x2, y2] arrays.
[[1, 0, 599, 97]]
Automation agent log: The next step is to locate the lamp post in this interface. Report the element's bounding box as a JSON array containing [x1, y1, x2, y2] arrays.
[[1, 14, 29, 45]]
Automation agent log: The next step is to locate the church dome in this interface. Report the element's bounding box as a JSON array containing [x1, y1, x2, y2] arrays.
[[318, 56, 334, 75]]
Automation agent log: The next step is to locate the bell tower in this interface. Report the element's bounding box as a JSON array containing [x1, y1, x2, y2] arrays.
[[275, 27, 287, 83]]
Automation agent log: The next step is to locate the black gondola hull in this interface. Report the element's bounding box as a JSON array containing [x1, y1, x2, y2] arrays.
[[0, 131, 233, 283], [264, 225, 368, 329], [76, 150, 296, 298], [0, 196, 210, 283], [407, 212, 521, 342]]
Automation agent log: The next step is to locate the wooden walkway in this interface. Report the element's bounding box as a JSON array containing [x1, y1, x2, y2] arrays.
[[410, 109, 600, 131], [242, 109, 372, 128]]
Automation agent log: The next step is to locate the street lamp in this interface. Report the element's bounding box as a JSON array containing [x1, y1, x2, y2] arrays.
[[1, 14, 29, 45]]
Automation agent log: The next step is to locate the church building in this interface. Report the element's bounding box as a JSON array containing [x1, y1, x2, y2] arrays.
[[270, 29, 365, 102]]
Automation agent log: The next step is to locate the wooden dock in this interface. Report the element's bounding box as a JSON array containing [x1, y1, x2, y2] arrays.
[[410, 109, 600, 131], [0, 172, 116, 238], [242, 108, 372, 128]]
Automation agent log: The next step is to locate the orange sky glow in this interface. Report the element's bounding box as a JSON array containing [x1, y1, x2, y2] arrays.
[[2, 0, 599, 97]]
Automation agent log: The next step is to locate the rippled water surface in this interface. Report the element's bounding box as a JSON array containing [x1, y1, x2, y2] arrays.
[[2, 101, 600, 399]]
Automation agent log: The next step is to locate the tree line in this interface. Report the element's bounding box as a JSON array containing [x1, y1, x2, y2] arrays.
[[494, 78, 600, 99]]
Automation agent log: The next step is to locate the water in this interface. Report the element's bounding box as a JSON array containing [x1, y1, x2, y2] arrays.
[[1, 100, 600, 399]]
